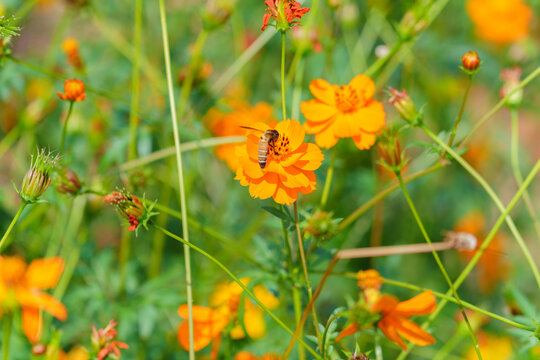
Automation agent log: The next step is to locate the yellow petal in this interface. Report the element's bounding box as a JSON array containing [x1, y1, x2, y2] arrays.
[[25, 257, 65, 289]]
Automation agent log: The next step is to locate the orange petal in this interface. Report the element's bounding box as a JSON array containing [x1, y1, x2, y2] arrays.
[[254, 285, 279, 310], [273, 184, 299, 205], [349, 74, 375, 101], [0, 256, 27, 284], [309, 79, 337, 105], [333, 113, 360, 138], [16, 289, 67, 321], [300, 100, 337, 122], [281, 143, 324, 170], [378, 317, 407, 350], [177, 305, 228, 324], [392, 316, 436, 347], [281, 166, 312, 188], [314, 123, 339, 149], [22, 307, 42, 343], [248, 173, 278, 199], [353, 101, 385, 133], [392, 291, 437, 317], [234, 351, 257, 360], [304, 117, 335, 134], [25, 257, 65, 289], [243, 300, 266, 339], [275, 119, 305, 152], [372, 294, 400, 313], [177, 321, 214, 351], [335, 323, 360, 342], [352, 132, 376, 150]]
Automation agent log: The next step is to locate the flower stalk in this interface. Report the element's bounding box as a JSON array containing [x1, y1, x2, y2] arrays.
[[320, 147, 336, 208], [2, 312, 11, 360], [0, 203, 26, 253]]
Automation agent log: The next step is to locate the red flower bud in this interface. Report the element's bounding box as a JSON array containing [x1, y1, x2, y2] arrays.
[[461, 51, 480, 73]]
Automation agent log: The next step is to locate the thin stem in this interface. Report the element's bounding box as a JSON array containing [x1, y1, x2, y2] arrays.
[[321, 313, 343, 358], [0, 202, 27, 253], [397, 157, 540, 359], [320, 148, 337, 209], [460, 65, 540, 146], [396, 174, 482, 360], [157, 2, 196, 358], [128, 0, 143, 160], [510, 109, 540, 244], [2, 313, 12, 360], [59, 101, 74, 153], [338, 162, 443, 231], [447, 75, 472, 148], [281, 32, 287, 120], [292, 287, 306, 360], [118, 229, 131, 293], [383, 278, 534, 332], [294, 202, 323, 350], [153, 224, 323, 360], [422, 124, 540, 288]]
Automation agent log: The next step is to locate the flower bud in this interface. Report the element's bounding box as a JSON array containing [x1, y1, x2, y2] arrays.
[[303, 210, 338, 241], [461, 51, 480, 73], [388, 88, 419, 124], [377, 127, 408, 173], [500, 66, 522, 108], [202, 0, 235, 30], [18, 149, 59, 203], [56, 78, 86, 102], [326, 0, 342, 9], [103, 190, 156, 232], [53, 168, 82, 196], [349, 353, 370, 360]]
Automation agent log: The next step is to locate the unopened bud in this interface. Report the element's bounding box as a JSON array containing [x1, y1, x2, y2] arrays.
[[303, 210, 338, 241], [53, 168, 82, 196], [18, 149, 59, 203], [377, 127, 407, 173], [202, 0, 234, 30], [349, 353, 370, 360], [388, 88, 419, 124], [103, 190, 157, 232], [461, 51, 480, 73], [32, 343, 47, 356], [500, 66, 522, 108]]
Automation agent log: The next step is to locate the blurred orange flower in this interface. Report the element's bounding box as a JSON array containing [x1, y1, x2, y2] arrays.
[[466, 0, 532, 44], [177, 278, 279, 351], [235, 119, 324, 204], [455, 211, 509, 293], [0, 256, 67, 343], [235, 352, 281, 360], [301, 75, 385, 150], [62, 37, 84, 71], [204, 100, 276, 171], [91, 320, 129, 360], [57, 79, 86, 102], [337, 291, 436, 351], [463, 333, 513, 359]]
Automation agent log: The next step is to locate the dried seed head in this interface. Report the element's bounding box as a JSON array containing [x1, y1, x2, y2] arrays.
[[461, 51, 481, 73], [19, 149, 59, 203]]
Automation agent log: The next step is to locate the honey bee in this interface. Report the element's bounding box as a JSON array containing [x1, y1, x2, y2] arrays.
[[240, 126, 280, 169]]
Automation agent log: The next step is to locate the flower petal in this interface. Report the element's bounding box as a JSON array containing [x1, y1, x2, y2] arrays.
[[349, 74, 375, 101], [243, 300, 266, 339], [378, 317, 407, 350], [393, 316, 436, 347], [254, 285, 279, 310], [273, 184, 299, 204], [25, 257, 65, 289], [335, 323, 361, 342], [249, 173, 278, 199], [392, 291, 437, 316], [275, 119, 305, 152], [352, 100, 386, 133], [314, 124, 339, 149], [0, 256, 27, 284], [372, 294, 400, 313], [352, 132, 377, 150], [177, 321, 215, 351], [300, 100, 338, 122], [22, 307, 42, 343], [177, 305, 228, 324], [309, 79, 336, 105]]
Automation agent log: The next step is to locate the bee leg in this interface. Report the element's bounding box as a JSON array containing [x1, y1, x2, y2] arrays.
[[270, 143, 280, 156]]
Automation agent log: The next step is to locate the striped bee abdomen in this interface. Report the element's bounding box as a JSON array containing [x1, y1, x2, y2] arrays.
[[258, 137, 269, 168]]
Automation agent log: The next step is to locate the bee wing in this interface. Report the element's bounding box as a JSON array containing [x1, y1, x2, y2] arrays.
[[239, 126, 264, 133]]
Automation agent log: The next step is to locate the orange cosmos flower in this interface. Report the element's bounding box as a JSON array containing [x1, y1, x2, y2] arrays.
[[57, 79, 86, 102], [0, 256, 67, 343], [301, 75, 385, 150], [235, 119, 323, 204], [204, 100, 276, 171], [235, 352, 281, 360], [262, 0, 310, 32], [337, 290, 437, 351], [177, 305, 229, 352], [466, 0, 533, 44], [62, 37, 84, 71], [91, 320, 129, 360]]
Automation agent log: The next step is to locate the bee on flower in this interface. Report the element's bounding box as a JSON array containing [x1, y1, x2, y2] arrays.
[[336, 269, 437, 351], [234, 119, 324, 204], [0, 256, 67, 343], [301, 75, 386, 150]]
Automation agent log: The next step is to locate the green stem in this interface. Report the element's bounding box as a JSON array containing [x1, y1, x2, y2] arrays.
[[447, 75, 472, 148], [293, 202, 323, 350], [158, 2, 197, 358], [397, 156, 540, 360], [320, 148, 337, 209], [396, 174, 482, 360], [292, 287, 306, 360], [321, 313, 343, 358], [510, 109, 540, 245], [2, 313, 12, 360], [59, 101, 74, 153], [338, 162, 443, 231], [460, 65, 540, 146], [281, 31, 287, 120], [422, 124, 540, 289], [375, 330, 383, 360], [383, 279, 534, 331], [118, 228, 131, 293], [153, 224, 323, 360], [0, 202, 27, 253], [128, 0, 143, 160]]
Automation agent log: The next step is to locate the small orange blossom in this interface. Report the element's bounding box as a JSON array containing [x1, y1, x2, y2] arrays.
[[62, 37, 83, 71], [262, 0, 310, 32], [466, 0, 532, 44], [57, 79, 86, 102], [235, 119, 324, 204], [301, 75, 385, 150], [0, 256, 67, 343]]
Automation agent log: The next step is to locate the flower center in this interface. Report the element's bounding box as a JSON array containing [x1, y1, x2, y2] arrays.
[[269, 134, 291, 162], [334, 85, 362, 113]]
